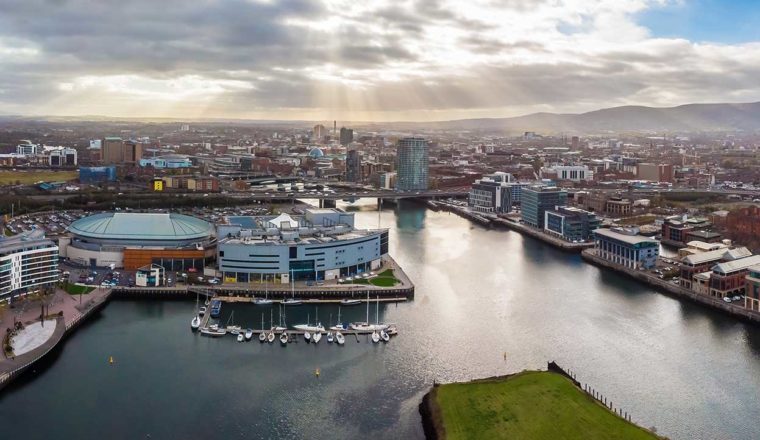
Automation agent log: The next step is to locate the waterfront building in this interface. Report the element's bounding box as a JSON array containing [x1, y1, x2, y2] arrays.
[[340, 127, 354, 146], [345, 150, 361, 183], [62, 212, 214, 270], [544, 207, 600, 242], [661, 216, 715, 247], [593, 227, 659, 269], [679, 247, 751, 290], [505, 182, 530, 205], [217, 208, 388, 283], [744, 265, 760, 312], [135, 264, 165, 287], [313, 124, 326, 141], [395, 137, 429, 191], [677, 240, 728, 258], [521, 186, 567, 229], [708, 255, 760, 299], [468, 172, 513, 214], [0, 230, 59, 303], [79, 166, 117, 183]]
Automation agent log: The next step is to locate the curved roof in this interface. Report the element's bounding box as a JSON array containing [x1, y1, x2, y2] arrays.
[[69, 212, 213, 241], [308, 147, 324, 158]]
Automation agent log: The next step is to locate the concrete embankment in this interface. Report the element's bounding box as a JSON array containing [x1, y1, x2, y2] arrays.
[[424, 200, 593, 253], [582, 249, 760, 324], [0, 287, 113, 392]]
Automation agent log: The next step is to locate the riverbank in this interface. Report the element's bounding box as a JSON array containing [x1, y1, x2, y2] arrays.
[[419, 364, 661, 440], [0, 287, 112, 392], [582, 249, 760, 324], [424, 200, 594, 252]]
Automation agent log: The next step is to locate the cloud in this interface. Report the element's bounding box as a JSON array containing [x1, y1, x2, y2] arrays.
[[0, 0, 758, 121]]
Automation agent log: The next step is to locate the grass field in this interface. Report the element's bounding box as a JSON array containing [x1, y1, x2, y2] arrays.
[[433, 371, 660, 440], [344, 268, 400, 287], [0, 170, 78, 185], [62, 283, 95, 295]]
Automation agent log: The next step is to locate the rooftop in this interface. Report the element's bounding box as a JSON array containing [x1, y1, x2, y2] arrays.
[[593, 228, 658, 246], [683, 247, 751, 265], [712, 254, 760, 275], [0, 229, 55, 254], [68, 212, 213, 241]]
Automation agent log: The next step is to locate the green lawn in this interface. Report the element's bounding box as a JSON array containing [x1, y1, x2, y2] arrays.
[[434, 371, 660, 440], [63, 283, 95, 295], [0, 170, 79, 185], [341, 268, 400, 287]]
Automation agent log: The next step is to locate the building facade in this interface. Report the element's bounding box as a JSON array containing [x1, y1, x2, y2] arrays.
[[217, 209, 388, 283], [102, 137, 124, 164], [544, 207, 600, 242], [521, 186, 567, 228], [345, 150, 361, 183], [708, 255, 760, 299], [340, 127, 354, 146], [550, 165, 593, 182], [0, 230, 59, 303], [679, 247, 752, 290], [79, 166, 117, 183], [395, 137, 429, 191], [593, 228, 659, 269], [468, 172, 513, 214]]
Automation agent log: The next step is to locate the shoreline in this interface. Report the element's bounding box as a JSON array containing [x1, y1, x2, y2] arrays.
[[418, 362, 662, 440]]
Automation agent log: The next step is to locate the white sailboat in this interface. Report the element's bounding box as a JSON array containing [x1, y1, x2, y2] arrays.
[[191, 290, 201, 331], [335, 331, 345, 345], [330, 306, 349, 331], [326, 331, 334, 343], [304, 330, 311, 343], [371, 330, 380, 343], [280, 330, 289, 345], [245, 328, 253, 341], [267, 331, 275, 343], [380, 329, 390, 342], [312, 330, 322, 343], [237, 333, 245, 342], [254, 274, 273, 305], [259, 313, 267, 342], [350, 292, 388, 332], [226, 311, 242, 335], [270, 305, 287, 333], [293, 312, 326, 333], [282, 269, 303, 306]]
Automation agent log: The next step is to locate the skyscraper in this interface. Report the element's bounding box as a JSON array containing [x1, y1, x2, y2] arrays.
[[340, 127, 354, 146], [395, 137, 429, 191], [345, 149, 361, 183]]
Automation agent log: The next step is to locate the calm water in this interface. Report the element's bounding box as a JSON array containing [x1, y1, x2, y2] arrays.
[[2, 201, 760, 440]]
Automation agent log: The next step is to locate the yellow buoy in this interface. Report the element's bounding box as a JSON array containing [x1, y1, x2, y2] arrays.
[[109, 356, 114, 365], [315, 368, 320, 377]]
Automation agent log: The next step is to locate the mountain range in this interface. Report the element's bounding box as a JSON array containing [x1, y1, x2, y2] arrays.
[[408, 102, 760, 133], [3, 101, 760, 133]]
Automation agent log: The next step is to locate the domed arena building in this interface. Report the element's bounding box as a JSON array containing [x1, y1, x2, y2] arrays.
[[60, 212, 215, 270]]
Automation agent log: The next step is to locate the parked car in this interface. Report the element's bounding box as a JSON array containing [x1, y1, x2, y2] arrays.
[[723, 297, 732, 303]]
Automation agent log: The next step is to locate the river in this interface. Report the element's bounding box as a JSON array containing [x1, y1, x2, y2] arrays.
[[1, 200, 759, 440]]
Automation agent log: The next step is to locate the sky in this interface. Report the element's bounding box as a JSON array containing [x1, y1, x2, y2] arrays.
[[1, 0, 760, 122]]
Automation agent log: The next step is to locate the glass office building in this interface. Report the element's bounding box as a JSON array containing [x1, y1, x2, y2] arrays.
[[395, 137, 429, 191]]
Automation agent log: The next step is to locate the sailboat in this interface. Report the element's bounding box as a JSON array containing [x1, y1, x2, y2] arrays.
[[330, 306, 349, 331], [350, 292, 388, 332], [326, 331, 334, 343], [293, 311, 326, 334], [245, 328, 253, 341], [282, 270, 303, 306], [226, 311, 241, 335], [304, 330, 311, 343], [280, 330, 289, 345], [335, 331, 345, 345], [259, 313, 267, 342], [270, 305, 286, 333], [340, 294, 361, 306], [191, 289, 201, 331], [267, 330, 275, 343], [254, 275, 273, 305], [380, 329, 390, 342], [237, 333, 245, 342]]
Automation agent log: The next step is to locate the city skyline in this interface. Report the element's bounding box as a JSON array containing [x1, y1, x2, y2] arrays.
[[2, 0, 760, 121]]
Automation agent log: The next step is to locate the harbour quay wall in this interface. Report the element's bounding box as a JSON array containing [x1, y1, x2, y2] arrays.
[[581, 249, 760, 325], [426, 200, 593, 253], [0, 288, 112, 393]]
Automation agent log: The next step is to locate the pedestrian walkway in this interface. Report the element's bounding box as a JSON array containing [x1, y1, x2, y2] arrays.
[[10, 320, 56, 356]]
